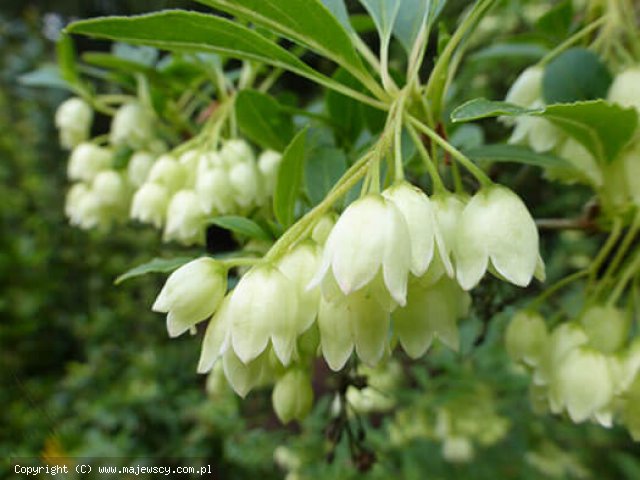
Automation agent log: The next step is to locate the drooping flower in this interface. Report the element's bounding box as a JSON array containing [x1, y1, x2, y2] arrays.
[[152, 257, 227, 337], [147, 155, 187, 193], [130, 183, 170, 228], [382, 181, 451, 277], [258, 150, 283, 195], [55, 97, 93, 149], [505, 310, 548, 366], [163, 190, 206, 245], [67, 143, 112, 182], [608, 67, 640, 113], [272, 368, 314, 423], [311, 194, 412, 305], [229, 265, 298, 365], [127, 151, 156, 187], [454, 185, 541, 290], [110, 102, 154, 149]]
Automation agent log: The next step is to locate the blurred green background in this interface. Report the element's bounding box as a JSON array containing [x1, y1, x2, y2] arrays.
[[3, 1, 640, 479]]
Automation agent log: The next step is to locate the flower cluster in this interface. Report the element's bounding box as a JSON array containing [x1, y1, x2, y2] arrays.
[[155, 178, 543, 422], [506, 306, 640, 437], [57, 98, 282, 243]]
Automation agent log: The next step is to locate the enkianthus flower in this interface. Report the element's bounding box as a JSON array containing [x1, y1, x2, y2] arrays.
[[607, 67, 640, 113], [382, 181, 451, 277], [392, 275, 470, 359], [127, 151, 156, 187], [220, 138, 254, 165], [272, 368, 314, 423], [317, 276, 392, 370], [110, 102, 155, 149], [228, 161, 261, 208], [311, 213, 337, 245], [196, 167, 236, 215], [258, 150, 283, 195], [65, 185, 102, 230], [152, 258, 227, 337], [55, 97, 93, 149], [228, 265, 298, 365], [178, 149, 201, 188], [580, 305, 630, 354], [130, 183, 170, 228], [554, 138, 602, 187], [67, 143, 112, 182], [222, 348, 274, 397], [163, 190, 206, 245], [454, 185, 542, 290], [505, 67, 544, 112], [147, 154, 187, 193], [430, 192, 467, 280], [92, 170, 128, 210], [311, 194, 412, 305], [505, 311, 548, 367]]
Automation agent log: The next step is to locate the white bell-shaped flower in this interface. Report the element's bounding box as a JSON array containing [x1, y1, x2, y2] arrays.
[[220, 138, 254, 165], [258, 150, 282, 195], [67, 143, 112, 182], [382, 181, 451, 277], [196, 166, 236, 215], [311, 194, 412, 305], [505, 67, 544, 108], [130, 183, 169, 228], [178, 149, 201, 188], [553, 347, 614, 423], [608, 67, 640, 113], [65, 183, 90, 221], [392, 275, 470, 358], [92, 170, 128, 208], [55, 97, 93, 149], [222, 348, 272, 398], [535, 322, 589, 388], [163, 190, 206, 245], [505, 310, 548, 366], [272, 368, 314, 423], [317, 280, 391, 370], [67, 188, 103, 230], [455, 185, 540, 290], [127, 151, 155, 187], [229, 162, 260, 208], [556, 138, 602, 187], [197, 296, 232, 373], [229, 265, 298, 365], [147, 155, 187, 193], [580, 304, 629, 354], [110, 102, 154, 149], [152, 257, 227, 337]]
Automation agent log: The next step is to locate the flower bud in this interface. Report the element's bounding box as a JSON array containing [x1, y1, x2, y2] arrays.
[[608, 67, 640, 113], [130, 183, 169, 228], [147, 155, 187, 193], [196, 167, 236, 215], [220, 139, 254, 165], [152, 257, 227, 337], [110, 102, 154, 149], [163, 190, 206, 245], [229, 265, 298, 364], [505, 311, 548, 366], [127, 151, 156, 187], [55, 97, 93, 149], [229, 162, 260, 208], [311, 194, 412, 305], [67, 143, 112, 182], [92, 170, 128, 208], [383, 181, 451, 277], [553, 347, 614, 423], [455, 185, 540, 290], [580, 304, 629, 354], [272, 368, 314, 423], [222, 348, 272, 397], [258, 150, 282, 194], [505, 67, 543, 108], [393, 276, 469, 358]]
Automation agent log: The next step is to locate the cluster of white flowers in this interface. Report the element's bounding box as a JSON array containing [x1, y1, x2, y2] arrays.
[[56, 97, 282, 243], [155, 177, 543, 422], [506, 306, 640, 438], [389, 385, 509, 463], [505, 65, 640, 211]]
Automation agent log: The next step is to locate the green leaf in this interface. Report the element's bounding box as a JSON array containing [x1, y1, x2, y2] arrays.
[[305, 147, 347, 205], [274, 127, 308, 227], [466, 144, 573, 170], [56, 32, 80, 86], [112, 42, 159, 66], [451, 98, 540, 122], [197, 0, 370, 82], [542, 48, 612, 103], [359, 0, 400, 44], [321, 0, 354, 33], [236, 90, 294, 151], [209, 216, 272, 241], [66, 11, 333, 95], [392, 0, 446, 55], [536, 0, 573, 39], [452, 98, 638, 163], [115, 257, 194, 285], [326, 69, 364, 146], [82, 52, 155, 75], [18, 65, 72, 90]]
